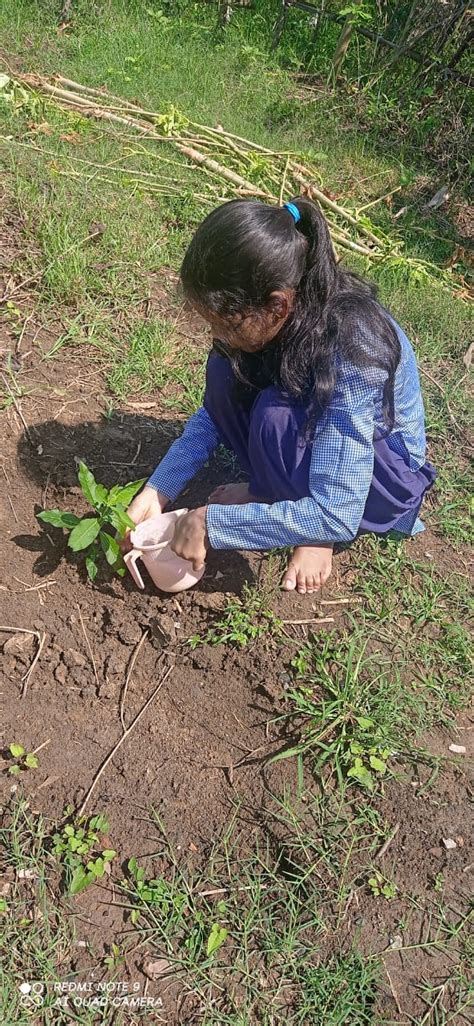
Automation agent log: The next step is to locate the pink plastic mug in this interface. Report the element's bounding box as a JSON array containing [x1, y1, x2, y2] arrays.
[[124, 510, 205, 594]]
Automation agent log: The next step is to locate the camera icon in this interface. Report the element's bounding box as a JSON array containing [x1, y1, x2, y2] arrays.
[[19, 981, 45, 1008]]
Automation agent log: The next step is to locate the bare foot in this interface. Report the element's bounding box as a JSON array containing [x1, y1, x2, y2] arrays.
[[282, 544, 333, 594], [208, 482, 255, 505]]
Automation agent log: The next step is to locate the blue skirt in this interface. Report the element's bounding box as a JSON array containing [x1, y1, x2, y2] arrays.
[[204, 353, 436, 536]]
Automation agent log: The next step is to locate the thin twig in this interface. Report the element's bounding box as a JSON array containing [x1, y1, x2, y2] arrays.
[[31, 738, 51, 756], [7, 495, 19, 523], [376, 821, 400, 860], [0, 626, 46, 698], [383, 963, 403, 1016], [13, 577, 56, 593], [281, 616, 335, 625], [278, 153, 290, 207], [21, 632, 46, 698], [77, 664, 172, 815], [120, 629, 149, 733], [76, 605, 100, 693]]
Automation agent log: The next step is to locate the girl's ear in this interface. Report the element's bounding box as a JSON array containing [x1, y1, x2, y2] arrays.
[[266, 290, 294, 323]]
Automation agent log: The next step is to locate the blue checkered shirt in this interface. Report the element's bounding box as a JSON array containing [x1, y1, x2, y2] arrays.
[[148, 323, 427, 549]]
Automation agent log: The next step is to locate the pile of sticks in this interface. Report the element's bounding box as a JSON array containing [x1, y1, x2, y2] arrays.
[[15, 71, 391, 262]]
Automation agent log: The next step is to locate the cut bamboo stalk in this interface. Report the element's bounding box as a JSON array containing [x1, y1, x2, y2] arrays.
[[177, 144, 272, 198], [292, 170, 383, 246], [331, 233, 375, 256]]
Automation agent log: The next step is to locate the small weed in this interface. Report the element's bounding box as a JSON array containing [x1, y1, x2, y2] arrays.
[[7, 743, 38, 775], [103, 943, 125, 971], [367, 871, 398, 900], [126, 857, 228, 962], [52, 813, 116, 896], [127, 856, 188, 927], [38, 461, 145, 581], [189, 583, 283, 648], [271, 634, 407, 791]]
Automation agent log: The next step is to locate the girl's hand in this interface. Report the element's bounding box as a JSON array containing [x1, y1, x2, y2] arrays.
[[171, 506, 209, 572], [122, 486, 168, 552]]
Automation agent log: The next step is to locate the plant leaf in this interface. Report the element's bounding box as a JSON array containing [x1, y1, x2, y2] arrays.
[[69, 866, 92, 895], [8, 764, 21, 775], [77, 462, 107, 510], [68, 518, 101, 552], [206, 923, 228, 956], [100, 532, 122, 566], [85, 555, 98, 581], [9, 743, 25, 758], [24, 753, 39, 769], [108, 479, 146, 507], [369, 754, 387, 773], [356, 716, 374, 730], [37, 510, 81, 529], [108, 508, 135, 536]]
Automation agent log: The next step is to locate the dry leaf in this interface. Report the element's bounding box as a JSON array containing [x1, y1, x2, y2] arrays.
[[143, 958, 171, 979], [59, 131, 82, 144]]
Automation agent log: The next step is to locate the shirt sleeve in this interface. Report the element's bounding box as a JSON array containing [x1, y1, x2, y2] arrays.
[[147, 406, 220, 502], [206, 362, 382, 550]]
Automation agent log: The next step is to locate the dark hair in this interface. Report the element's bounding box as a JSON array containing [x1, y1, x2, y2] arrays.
[[180, 197, 401, 430]]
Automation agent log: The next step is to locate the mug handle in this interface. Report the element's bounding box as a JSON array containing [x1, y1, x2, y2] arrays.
[[124, 549, 145, 590]]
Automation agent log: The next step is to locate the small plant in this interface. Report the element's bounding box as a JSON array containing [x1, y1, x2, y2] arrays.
[[38, 461, 145, 581], [290, 646, 313, 678], [367, 871, 398, 900], [127, 857, 188, 926], [206, 921, 228, 956], [52, 814, 116, 895], [344, 721, 391, 793], [103, 943, 125, 971], [8, 743, 39, 775], [126, 860, 229, 960], [189, 583, 282, 648]]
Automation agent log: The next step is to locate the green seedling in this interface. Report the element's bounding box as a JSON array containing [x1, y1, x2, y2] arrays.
[[52, 814, 117, 895], [189, 583, 282, 648], [103, 943, 125, 971], [367, 871, 398, 900], [127, 857, 188, 926], [8, 743, 39, 775], [206, 921, 228, 956], [38, 461, 146, 581], [127, 860, 229, 960]]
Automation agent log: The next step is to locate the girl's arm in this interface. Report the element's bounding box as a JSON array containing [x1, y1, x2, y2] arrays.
[[147, 406, 221, 502], [205, 364, 379, 550]]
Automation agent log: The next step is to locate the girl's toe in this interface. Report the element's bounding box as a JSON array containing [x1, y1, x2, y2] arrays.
[[282, 563, 297, 591], [296, 568, 306, 593]]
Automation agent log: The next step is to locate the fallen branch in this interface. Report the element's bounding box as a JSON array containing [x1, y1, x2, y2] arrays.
[[77, 663, 172, 815], [119, 628, 149, 733]]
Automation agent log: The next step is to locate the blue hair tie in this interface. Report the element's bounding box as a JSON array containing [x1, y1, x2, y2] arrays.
[[283, 202, 301, 224]]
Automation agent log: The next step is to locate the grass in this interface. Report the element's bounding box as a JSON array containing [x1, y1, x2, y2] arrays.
[[3, 795, 471, 1024]]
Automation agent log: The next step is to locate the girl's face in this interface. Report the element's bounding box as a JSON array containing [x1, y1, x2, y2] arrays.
[[191, 291, 294, 354]]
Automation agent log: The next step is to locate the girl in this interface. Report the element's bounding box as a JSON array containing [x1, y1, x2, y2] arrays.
[[126, 197, 435, 595]]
